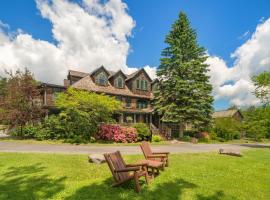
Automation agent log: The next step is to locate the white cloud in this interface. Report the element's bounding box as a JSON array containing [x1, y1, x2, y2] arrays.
[[0, 0, 269, 107], [208, 18, 270, 107], [0, 0, 158, 84]]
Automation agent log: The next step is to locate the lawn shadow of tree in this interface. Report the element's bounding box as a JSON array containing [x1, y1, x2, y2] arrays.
[[65, 177, 197, 200], [0, 163, 66, 200], [197, 190, 236, 200]]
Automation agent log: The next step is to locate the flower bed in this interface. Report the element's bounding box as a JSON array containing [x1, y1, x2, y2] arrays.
[[99, 124, 137, 143]]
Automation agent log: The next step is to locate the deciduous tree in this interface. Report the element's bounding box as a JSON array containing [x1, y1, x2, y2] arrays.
[[0, 69, 43, 134], [252, 71, 270, 106]]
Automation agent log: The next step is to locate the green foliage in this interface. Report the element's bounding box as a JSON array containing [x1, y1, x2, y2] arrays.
[[153, 12, 213, 132], [212, 118, 242, 141], [183, 130, 198, 137], [53, 87, 122, 141], [9, 88, 122, 142], [0, 69, 43, 131], [242, 106, 270, 140], [152, 135, 163, 142], [132, 123, 151, 141], [182, 135, 191, 142], [10, 124, 51, 140], [252, 71, 270, 106], [209, 131, 217, 140]]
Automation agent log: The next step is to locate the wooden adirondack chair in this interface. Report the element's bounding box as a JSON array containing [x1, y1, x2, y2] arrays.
[[104, 151, 150, 193], [140, 141, 169, 168]]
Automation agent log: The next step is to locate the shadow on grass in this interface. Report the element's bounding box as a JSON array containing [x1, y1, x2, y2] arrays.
[[239, 144, 270, 148], [0, 163, 66, 200], [65, 178, 197, 200], [197, 190, 237, 200]]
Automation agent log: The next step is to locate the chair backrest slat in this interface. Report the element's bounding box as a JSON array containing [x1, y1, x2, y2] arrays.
[[104, 151, 129, 182], [140, 141, 152, 158]]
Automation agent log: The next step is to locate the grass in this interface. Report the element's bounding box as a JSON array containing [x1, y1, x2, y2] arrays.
[[0, 149, 269, 200]]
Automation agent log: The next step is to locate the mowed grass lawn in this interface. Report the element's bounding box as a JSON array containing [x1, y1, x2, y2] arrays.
[[0, 149, 269, 200]]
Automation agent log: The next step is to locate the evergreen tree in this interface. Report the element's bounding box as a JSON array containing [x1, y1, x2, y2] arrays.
[[153, 12, 213, 136]]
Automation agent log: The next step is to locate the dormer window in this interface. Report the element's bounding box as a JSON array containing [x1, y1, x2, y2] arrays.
[[136, 79, 148, 90], [115, 76, 124, 88], [96, 71, 107, 86]]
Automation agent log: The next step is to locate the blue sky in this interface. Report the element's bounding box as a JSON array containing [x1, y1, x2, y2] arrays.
[[0, 0, 270, 110]]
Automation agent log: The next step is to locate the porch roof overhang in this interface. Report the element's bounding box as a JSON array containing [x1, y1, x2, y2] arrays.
[[120, 108, 154, 114]]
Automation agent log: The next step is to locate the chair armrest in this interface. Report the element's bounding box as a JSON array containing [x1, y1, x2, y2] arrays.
[[114, 167, 140, 172], [147, 155, 167, 158], [126, 162, 148, 167], [153, 152, 170, 155]]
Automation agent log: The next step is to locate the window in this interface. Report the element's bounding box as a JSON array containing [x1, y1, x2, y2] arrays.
[[115, 76, 124, 88], [136, 79, 148, 91], [115, 96, 122, 102], [137, 100, 148, 109], [96, 72, 107, 86], [126, 97, 131, 108], [136, 79, 140, 89]]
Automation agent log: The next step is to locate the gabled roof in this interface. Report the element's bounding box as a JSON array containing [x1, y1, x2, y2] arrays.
[[108, 69, 127, 79], [68, 70, 89, 78], [90, 66, 110, 76], [213, 109, 243, 119], [125, 68, 152, 82], [72, 75, 153, 99]]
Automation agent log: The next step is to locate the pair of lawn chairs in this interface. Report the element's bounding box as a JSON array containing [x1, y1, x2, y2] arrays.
[[104, 141, 169, 193]]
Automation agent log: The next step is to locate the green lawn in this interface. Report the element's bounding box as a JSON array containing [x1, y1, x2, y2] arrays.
[[0, 149, 269, 200]]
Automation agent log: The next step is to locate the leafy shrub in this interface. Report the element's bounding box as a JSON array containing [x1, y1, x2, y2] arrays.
[[99, 124, 137, 143], [132, 123, 151, 141], [183, 130, 198, 137], [42, 115, 66, 139], [182, 135, 191, 142], [209, 131, 217, 140], [196, 132, 210, 143], [10, 124, 42, 139], [152, 135, 163, 142], [243, 106, 270, 140], [121, 126, 137, 143], [212, 118, 242, 141]]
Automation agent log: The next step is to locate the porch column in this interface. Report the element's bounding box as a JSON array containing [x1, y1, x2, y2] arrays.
[[44, 89, 47, 106], [120, 113, 124, 123], [134, 113, 136, 123], [150, 113, 152, 124]]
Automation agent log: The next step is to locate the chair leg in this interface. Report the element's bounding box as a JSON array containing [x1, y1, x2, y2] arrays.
[[166, 157, 169, 167], [134, 172, 141, 193]]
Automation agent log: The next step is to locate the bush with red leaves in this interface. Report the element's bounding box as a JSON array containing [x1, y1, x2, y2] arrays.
[[99, 124, 137, 143]]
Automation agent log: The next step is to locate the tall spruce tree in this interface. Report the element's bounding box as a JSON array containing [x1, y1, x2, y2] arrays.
[[154, 12, 213, 137]]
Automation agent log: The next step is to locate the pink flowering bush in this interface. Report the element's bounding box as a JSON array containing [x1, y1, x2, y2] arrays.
[[99, 124, 137, 143]]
